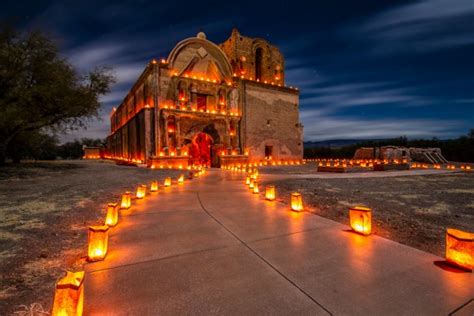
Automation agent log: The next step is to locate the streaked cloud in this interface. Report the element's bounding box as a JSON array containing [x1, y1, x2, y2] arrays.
[[355, 0, 474, 52], [302, 115, 463, 141]]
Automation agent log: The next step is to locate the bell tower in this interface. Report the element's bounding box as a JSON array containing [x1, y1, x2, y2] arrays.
[[219, 28, 285, 84]]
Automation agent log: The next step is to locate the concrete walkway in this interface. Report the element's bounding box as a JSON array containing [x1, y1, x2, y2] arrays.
[[84, 170, 473, 315]]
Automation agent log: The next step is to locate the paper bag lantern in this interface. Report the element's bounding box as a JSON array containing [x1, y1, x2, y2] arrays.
[[349, 206, 372, 236], [105, 203, 119, 227], [87, 225, 109, 262], [446, 228, 473, 271], [52, 271, 85, 316]]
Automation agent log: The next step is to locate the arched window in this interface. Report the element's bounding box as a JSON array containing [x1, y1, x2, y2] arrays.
[[255, 48, 263, 81]]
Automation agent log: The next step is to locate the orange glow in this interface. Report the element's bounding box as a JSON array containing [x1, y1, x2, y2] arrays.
[[291, 192, 303, 212], [249, 180, 254, 190], [446, 228, 473, 271], [136, 184, 147, 199], [164, 177, 172, 187], [265, 186, 276, 201], [87, 225, 109, 262], [105, 203, 119, 227], [252, 181, 259, 194], [349, 206, 372, 236], [52, 271, 84, 316], [120, 192, 131, 209], [245, 176, 251, 185], [178, 174, 184, 185], [150, 181, 159, 192]]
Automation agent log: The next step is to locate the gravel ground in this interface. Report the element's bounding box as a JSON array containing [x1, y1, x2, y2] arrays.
[[0, 160, 183, 315], [260, 167, 474, 258]]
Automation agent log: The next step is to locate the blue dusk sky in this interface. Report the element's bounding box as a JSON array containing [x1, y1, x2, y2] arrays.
[[2, 0, 474, 142]]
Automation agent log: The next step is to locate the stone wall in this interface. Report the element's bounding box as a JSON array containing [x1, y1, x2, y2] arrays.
[[379, 146, 410, 161], [353, 147, 375, 159], [243, 82, 302, 160], [107, 109, 153, 162], [220, 28, 285, 84], [352, 145, 447, 163]]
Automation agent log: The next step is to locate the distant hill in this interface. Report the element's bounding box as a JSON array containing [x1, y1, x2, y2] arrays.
[[304, 139, 388, 148]]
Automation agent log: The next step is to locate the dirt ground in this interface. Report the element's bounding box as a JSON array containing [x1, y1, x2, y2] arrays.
[[0, 160, 183, 315], [260, 167, 474, 259]]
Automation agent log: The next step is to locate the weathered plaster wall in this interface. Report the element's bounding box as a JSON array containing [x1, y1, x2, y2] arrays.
[[243, 82, 303, 160]]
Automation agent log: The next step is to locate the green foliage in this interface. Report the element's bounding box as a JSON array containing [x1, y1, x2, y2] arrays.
[[304, 130, 474, 162], [0, 23, 115, 165]]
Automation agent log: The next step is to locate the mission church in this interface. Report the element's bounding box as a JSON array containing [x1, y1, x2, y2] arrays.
[[107, 28, 303, 168]]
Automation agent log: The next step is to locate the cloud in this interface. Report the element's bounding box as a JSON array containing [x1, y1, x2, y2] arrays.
[[302, 115, 463, 141], [299, 81, 432, 117], [355, 0, 474, 53], [59, 112, 111, 143], [99, 90, 129, 105], [67, 42, 128, 69]]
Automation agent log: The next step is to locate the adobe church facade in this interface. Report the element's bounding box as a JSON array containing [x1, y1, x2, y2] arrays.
[[107, 29, 303, 167]]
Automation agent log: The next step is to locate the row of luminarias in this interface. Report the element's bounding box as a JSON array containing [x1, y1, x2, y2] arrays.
[[306, 158, 473, 171], [237, 167, 473, 272], [51, 170, 205, 315]]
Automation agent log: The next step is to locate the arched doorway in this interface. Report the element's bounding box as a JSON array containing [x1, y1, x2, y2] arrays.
[[190, 132, 213, 167]]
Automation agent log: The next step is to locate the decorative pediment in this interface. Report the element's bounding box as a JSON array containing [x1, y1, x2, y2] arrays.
[[178, 47, 224, 82], [168, 38, 233, 81]]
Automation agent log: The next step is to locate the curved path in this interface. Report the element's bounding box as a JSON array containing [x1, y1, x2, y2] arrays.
[[84, 169, 473, 315]]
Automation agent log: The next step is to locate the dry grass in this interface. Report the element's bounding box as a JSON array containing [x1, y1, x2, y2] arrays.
[[0, 160, 183, 314]]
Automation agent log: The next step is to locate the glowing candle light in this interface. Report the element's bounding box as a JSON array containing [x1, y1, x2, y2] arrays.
[[265, 185, 276, 201], [87, 225, 109, 262], [249, 180, 254, 190], [164, 177, 172, 187], [252, 181, 259, 194], [445, 228, 473, 271], [51, 271, 85, 316], [150, 181, 159, 192], [290, 192, 303, 212], [136, 184, 147, 199], [178, 174, 184, 185], [120, 192, 131, 209], [349, 206, 372, 236], [245, 176, 251, 185], [105, 203, 119, 227]]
